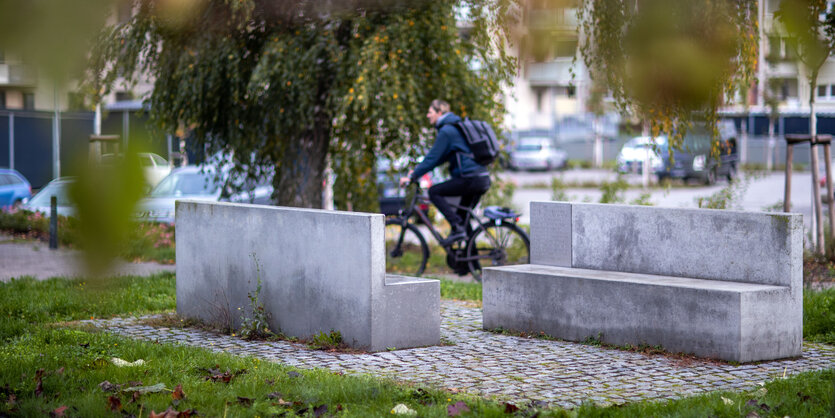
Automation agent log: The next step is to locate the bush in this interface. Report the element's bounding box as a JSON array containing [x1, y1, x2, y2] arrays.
[[0, 208, 175, 264], [0, 208, 80, 246]]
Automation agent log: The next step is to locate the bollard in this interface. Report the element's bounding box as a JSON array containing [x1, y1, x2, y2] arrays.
[[49, 196, 57, 250]]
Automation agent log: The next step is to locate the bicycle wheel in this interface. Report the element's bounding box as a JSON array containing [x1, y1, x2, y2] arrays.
[[384, 218, 430, 276], [466, 222, 530, 282]]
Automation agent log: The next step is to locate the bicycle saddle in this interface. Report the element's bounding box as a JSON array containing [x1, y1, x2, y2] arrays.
[[484, 206, 519, 220]]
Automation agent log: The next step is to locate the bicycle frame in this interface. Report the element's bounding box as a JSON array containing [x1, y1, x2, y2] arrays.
[[391, 186, 510, 264]]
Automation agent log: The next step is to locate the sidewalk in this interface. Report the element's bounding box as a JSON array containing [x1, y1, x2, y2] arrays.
[[0, 233, 176, 282], [88, 301, 835, 408]]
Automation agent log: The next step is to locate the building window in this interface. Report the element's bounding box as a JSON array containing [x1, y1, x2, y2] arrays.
[[817, 84, 835, 101], [115, 91, 133, 102], [534, 87, 546, 112], [0, 91, 5, 109], [554, 40, 577, 58], [23, 92, 34, 110]]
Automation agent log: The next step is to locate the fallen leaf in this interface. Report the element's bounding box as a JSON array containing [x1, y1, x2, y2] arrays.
[[149, 407, 180, 418], [50, 405, 68, 417], [447, 401, 470, 416], [287, 371, 300, 378], [237, 396, 253, 406], [721, 396, 734, 406], [130, 391, 141, 403], [504, 402, 520, 413], [111, 357, 146, 367], [391, 403, 417, 415], [313, 404, 328, 417], [745, 412, 760, 418], [275, 398, 293, 406], [266, 392, 283, 399], [34, 378, 43, 398], [123, 383, 167, 394], [98, 381, 122, 393], [172, 384, 185, 400], [55, 367, 64, 375], [746, 399, 758, 407], [108, 395, 122, 412], [7, 393, 17, 407], [798, 391, 811, 402], [265, 378, 275, 385]]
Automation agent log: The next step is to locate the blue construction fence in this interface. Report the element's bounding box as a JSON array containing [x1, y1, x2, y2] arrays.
[[0, 109, 177, 189]]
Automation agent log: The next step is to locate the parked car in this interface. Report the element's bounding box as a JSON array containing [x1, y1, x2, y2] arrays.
[[508, 136, 567, 171], [102, 152, 171, 192], [0, 168, 32, 209], [135, 165, 273, 223], [22, 177, 76, 217], [616, 136, 666, 173], [654, 121, 738, 185]]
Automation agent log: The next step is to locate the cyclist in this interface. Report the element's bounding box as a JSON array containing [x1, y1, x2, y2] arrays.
[[400, 99, 490, 246]]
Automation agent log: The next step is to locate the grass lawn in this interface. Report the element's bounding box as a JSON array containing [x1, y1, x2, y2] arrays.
[[0, 273, 833, 417]]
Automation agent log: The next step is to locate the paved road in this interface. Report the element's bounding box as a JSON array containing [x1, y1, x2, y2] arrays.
[[503, 169, 817, 231], [0, 233, 176, 282], [89, 301, 835, 408]]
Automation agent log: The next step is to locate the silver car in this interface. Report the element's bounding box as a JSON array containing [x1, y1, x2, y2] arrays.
[[23, 177, 76, 218], [616, 136, 666, 173], [508, 137, 567, 171], [135, 165, 273, 223]]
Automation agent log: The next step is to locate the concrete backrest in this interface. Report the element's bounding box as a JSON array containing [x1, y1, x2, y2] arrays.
[[176, 200, 386, 347], [530, 201, 802, 287]]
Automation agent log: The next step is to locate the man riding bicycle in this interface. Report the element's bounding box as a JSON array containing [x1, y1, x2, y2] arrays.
[[400, 99, 491, 246]]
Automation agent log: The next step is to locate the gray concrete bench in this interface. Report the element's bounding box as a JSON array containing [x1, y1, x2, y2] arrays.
[[483, 202, 803, 363], [175, 200, 440, 351]]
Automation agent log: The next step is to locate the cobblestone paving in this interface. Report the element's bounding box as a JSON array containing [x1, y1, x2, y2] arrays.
[[88, 300, 835, 408]]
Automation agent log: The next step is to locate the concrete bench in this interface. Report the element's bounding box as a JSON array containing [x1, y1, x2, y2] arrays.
[[175, 200, 440, 351], [483, 202, 802, 363]]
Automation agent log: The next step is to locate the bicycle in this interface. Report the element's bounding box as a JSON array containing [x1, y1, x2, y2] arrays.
[[384, 184, 530, 281]]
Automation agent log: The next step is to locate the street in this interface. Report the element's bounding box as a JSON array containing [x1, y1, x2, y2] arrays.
[[501, 169, 819, 235]]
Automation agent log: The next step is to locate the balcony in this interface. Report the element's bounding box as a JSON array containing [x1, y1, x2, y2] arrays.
[[767, 61, 798, 79], [0, 63, 36, 87], [527, 8, 579, 30], [527, 58, 579, 86]]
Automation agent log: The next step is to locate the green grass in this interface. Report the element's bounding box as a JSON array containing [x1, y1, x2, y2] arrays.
[[1, 274, 833, 417], [805, 288, 835, 344], [572, 369, 834, 417], [0, 273, 176, 341], [437, 279, 483, 301]]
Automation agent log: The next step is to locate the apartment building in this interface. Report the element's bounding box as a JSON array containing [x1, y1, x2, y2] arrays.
[[504, 0, 591, 133], [0, 50, 38, 110]]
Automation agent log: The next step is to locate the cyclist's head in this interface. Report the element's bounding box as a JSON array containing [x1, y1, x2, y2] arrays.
[[427, 99, 450, 125]]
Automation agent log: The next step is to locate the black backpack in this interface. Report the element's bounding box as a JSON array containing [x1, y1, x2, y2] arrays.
[[454, 118, 500, 166]]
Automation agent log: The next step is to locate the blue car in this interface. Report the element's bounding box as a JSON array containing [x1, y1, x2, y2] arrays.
[[0, 168, 32, 209]]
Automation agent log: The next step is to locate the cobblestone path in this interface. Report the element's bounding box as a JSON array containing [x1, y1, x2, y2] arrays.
[[90, 300, 835, 409]]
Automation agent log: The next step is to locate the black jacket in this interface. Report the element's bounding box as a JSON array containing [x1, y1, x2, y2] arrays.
[[410, 113, 488, 182]]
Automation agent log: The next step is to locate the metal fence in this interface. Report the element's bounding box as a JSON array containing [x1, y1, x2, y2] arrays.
[[0, 109, 172, 188]]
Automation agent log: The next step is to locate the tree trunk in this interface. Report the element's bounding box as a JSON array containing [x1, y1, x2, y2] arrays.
[[271, 118, 330, 208]]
